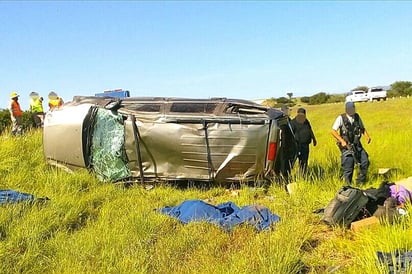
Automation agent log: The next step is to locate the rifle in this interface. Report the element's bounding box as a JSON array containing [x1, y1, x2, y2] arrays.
[[341, 140, 363, 164]]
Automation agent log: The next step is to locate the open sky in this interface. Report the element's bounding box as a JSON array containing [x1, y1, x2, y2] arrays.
[[1, 1, 411, 110]]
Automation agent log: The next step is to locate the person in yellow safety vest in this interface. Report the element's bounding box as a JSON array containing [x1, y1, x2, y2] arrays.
[[48, 91, 64, 110], [29, 94, 45, 128], [48, 97, 63, 110], [9, 91, 23, 135]]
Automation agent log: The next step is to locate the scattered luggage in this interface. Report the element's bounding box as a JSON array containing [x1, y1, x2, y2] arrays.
[[321, 181, 410, 228], [321, 186, 371, 227]]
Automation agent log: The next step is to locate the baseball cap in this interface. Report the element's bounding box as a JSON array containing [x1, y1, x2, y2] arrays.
[[297, 108, 306, 114]]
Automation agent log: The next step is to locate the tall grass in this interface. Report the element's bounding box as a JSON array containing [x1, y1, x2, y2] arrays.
[[0, 97, 411, 273]]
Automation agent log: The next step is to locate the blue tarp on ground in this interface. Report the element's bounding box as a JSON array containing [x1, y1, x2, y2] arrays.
[[158, 200, 281, 231], [0, 190, 36, 204]]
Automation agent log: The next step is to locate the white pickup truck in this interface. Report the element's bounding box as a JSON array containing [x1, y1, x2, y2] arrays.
[[367, 87, 387, 101]]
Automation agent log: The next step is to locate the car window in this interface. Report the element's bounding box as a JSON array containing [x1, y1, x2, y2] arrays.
[[127, 103, 162, 112], [224, 105, 267, 115], [170, 103, 217, 113]]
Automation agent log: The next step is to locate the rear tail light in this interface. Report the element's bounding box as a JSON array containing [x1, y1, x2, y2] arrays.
[[268, 142, 277, 161]]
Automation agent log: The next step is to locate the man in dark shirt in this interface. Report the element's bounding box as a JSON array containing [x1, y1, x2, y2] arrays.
[[291, 108, 317, 174]]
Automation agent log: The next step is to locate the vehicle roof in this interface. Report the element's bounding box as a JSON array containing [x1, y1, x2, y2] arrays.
[[73, 95, 261, 104], [68, 95, 284, 119], [71, 95, 268, 109]]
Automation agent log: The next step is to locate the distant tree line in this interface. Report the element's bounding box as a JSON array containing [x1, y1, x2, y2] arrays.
[[263, 80, 412, 107], [387, 81, 412, 97]]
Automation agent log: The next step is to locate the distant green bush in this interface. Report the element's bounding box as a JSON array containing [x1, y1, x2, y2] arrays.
[[0, 109, 34, 134], [261, 97, 295, 109], [0, 109, 10, 133], [308, 92, 329, 105], [276, 97, 290, 104], [389, 81, 412, 97], [300, 93, 344, 105], [326, 94, 346, 103], [387, 90, 400, 98]]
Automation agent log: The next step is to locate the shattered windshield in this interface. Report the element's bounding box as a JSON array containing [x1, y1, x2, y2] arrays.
[[91, 109, 131, 182]]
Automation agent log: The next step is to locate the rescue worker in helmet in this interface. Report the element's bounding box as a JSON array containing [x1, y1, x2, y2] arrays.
[[48, 91, 64, 110], [331, 101, 371, 185], [9, 91, 23, 135]]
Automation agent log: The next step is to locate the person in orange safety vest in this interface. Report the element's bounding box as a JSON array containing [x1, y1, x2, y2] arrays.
[[9, 91, 23, 135]]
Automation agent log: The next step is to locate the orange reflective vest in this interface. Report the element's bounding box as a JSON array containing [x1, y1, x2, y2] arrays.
[[10, 100, 23, 117]]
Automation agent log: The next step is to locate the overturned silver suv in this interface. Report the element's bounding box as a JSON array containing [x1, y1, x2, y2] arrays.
[[43, 96, 296, 184]]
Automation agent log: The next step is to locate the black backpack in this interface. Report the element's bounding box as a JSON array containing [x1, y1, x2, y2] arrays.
[[321, 186, 372, 227], [363, 181, 393, 214]]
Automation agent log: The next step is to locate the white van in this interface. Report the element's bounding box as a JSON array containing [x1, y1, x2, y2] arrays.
[[43, 96, 297, 184]]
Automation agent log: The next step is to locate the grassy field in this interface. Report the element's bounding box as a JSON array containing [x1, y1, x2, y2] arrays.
[[1, 97, 411, 273]]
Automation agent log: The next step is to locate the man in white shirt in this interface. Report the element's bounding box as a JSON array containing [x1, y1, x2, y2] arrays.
[[331, 102, 371, 185]]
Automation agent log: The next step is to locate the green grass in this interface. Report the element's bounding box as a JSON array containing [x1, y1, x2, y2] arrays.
[[1, 97, 412, 273]]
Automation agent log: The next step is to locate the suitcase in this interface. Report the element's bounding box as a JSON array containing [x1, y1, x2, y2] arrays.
[[321, 186, 370, 227]]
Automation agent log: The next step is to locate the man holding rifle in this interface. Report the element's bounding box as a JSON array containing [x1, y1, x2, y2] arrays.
[[331, 101, 371, 185]]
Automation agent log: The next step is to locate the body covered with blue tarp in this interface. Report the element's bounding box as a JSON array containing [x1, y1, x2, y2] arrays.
[[158, 200, 280, 231]]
